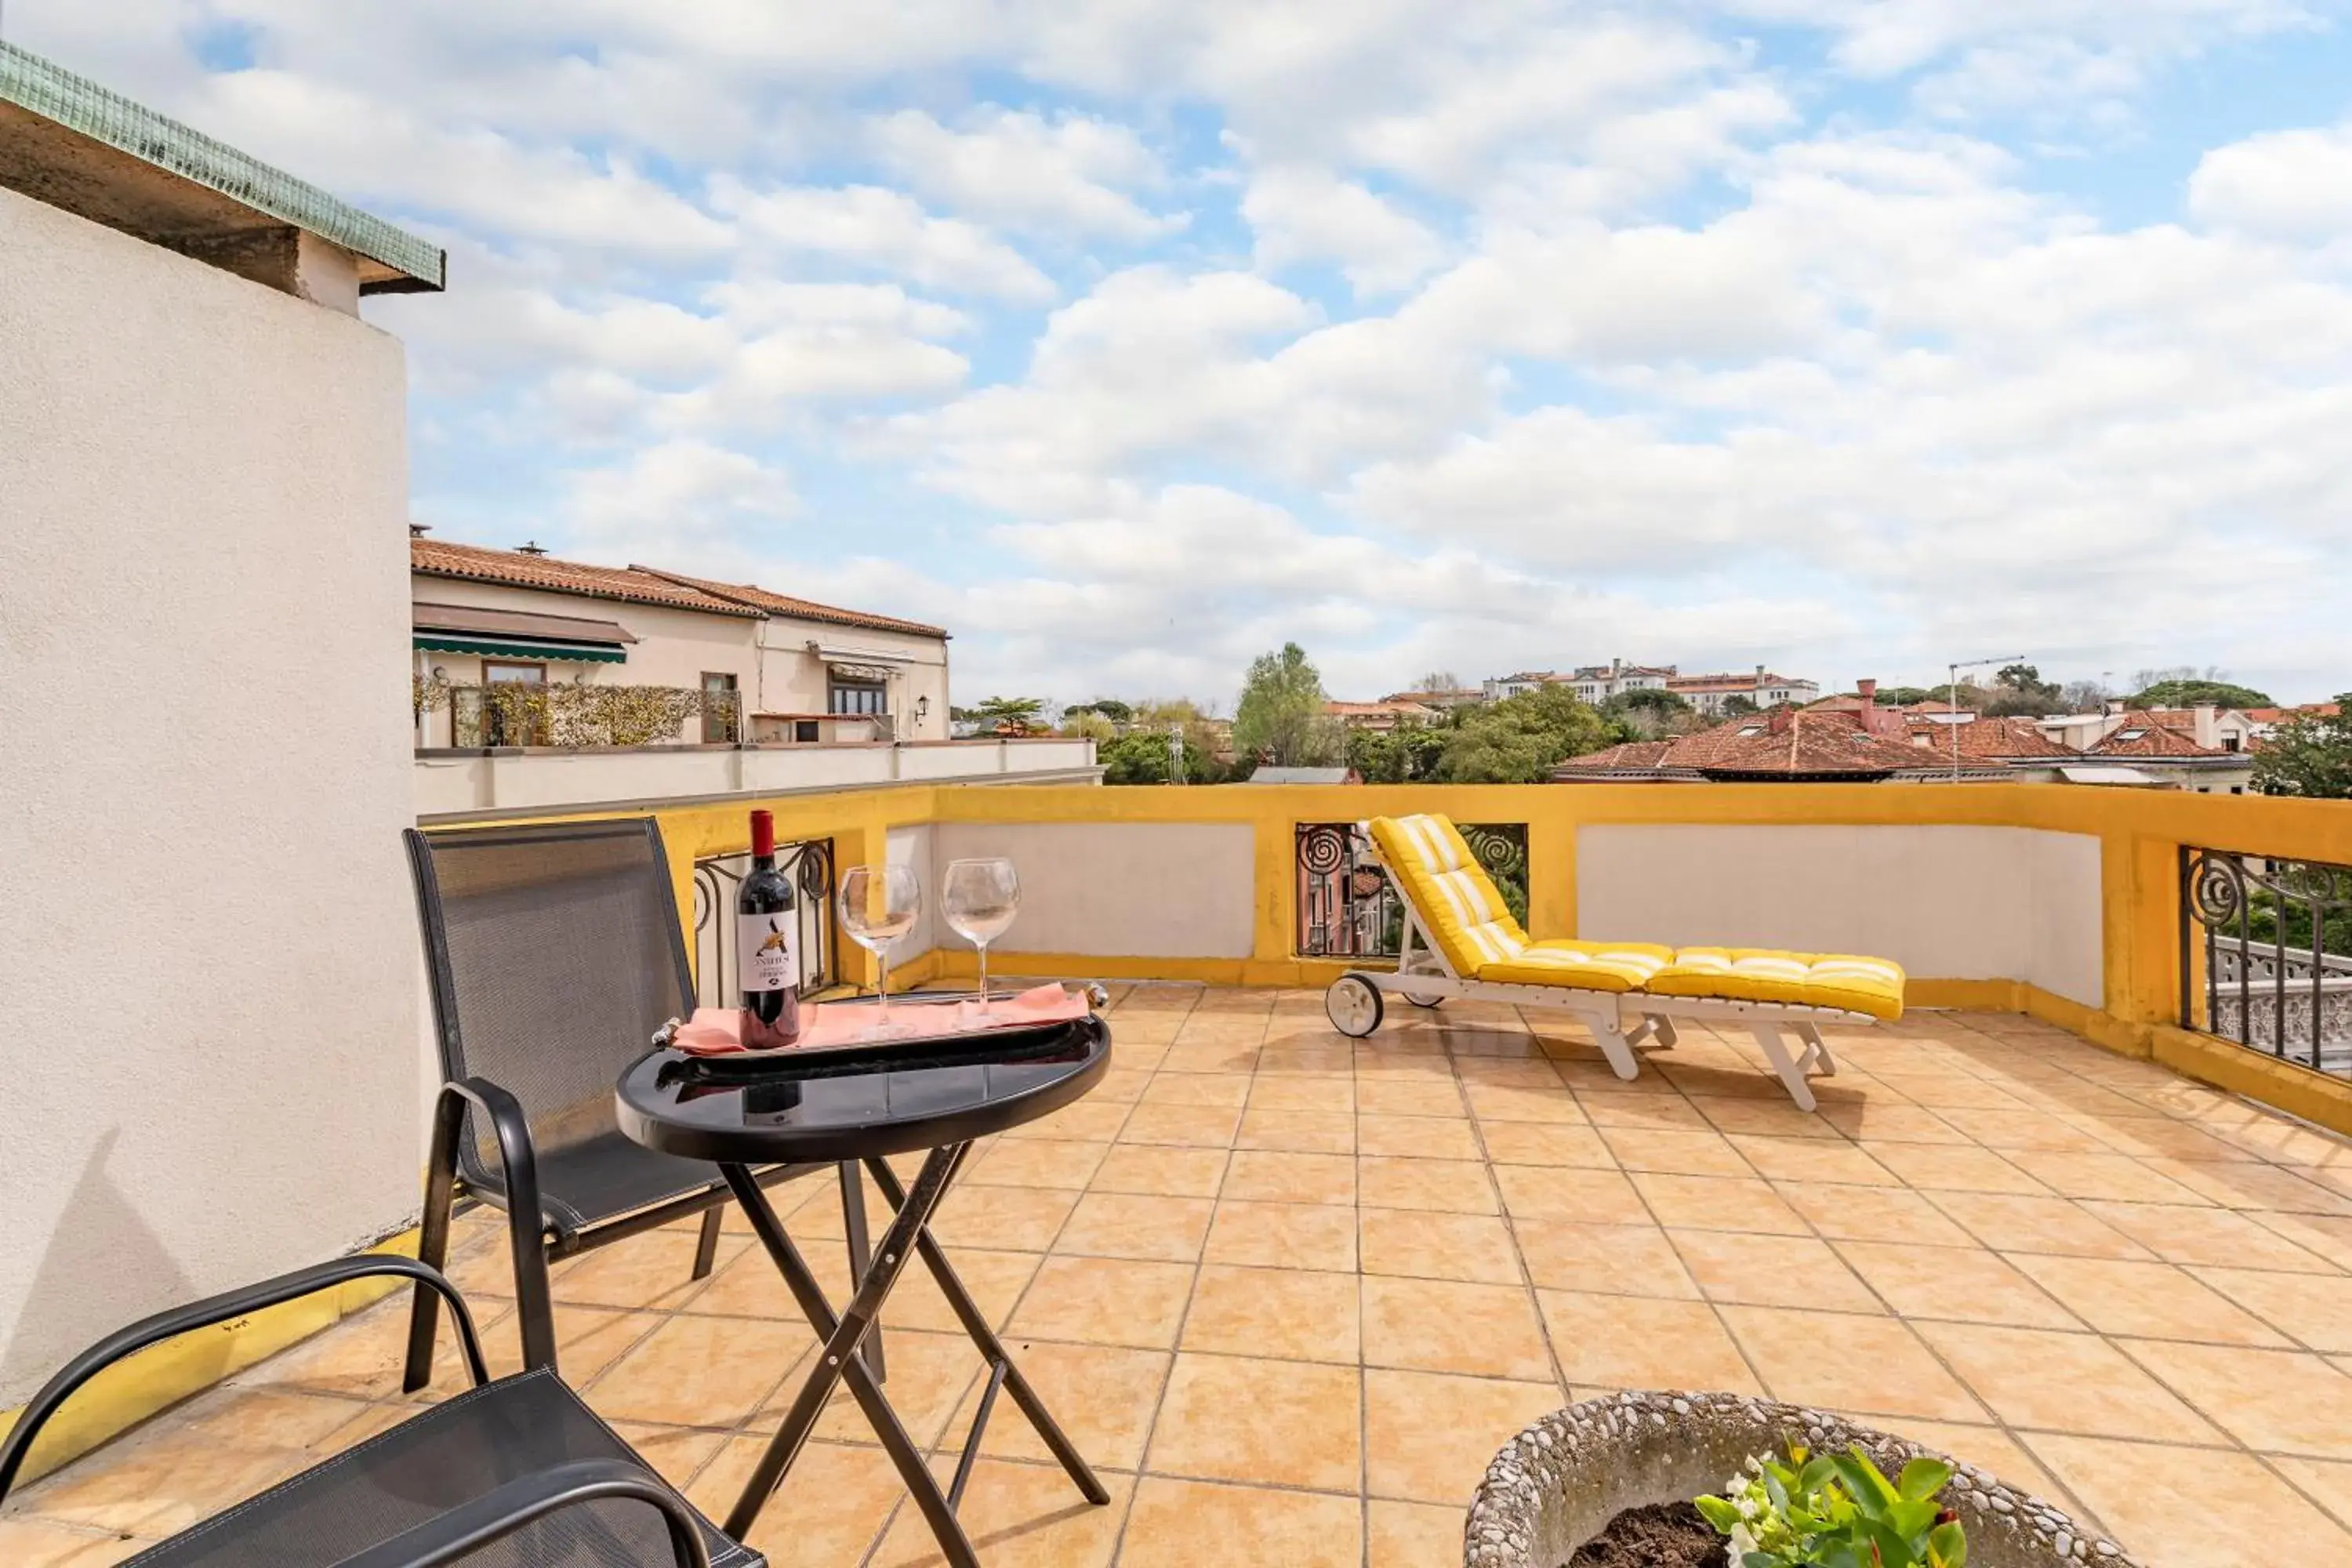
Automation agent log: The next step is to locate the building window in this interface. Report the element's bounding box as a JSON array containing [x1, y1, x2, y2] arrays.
[[2223, 736, 2241, 752], [701, 672, 740, 744], [829, 676, 888, 716], [2230, 786, 2244, 795], [483, 660, 546, 684], [795, 720, 820, 743]]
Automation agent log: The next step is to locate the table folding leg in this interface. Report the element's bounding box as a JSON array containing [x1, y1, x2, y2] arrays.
[[715, 1147, 1107, 1566]]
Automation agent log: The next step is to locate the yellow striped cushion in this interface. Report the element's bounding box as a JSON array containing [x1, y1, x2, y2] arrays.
[[1477, 938, 1674, 993], [1643, 947, 1906, 1022], [1367, 814, 1527, 976]]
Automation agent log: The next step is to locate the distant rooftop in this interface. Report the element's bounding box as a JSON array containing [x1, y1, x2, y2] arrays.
[[0, 41, 443, 294]]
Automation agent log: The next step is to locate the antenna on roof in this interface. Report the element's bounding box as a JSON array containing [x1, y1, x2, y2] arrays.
[[516, 540, 549, 556], [1948, 653, 2025, 782], [408, 522, 430, 537]]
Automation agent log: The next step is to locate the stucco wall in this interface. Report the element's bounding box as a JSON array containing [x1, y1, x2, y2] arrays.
[[1574, 824, 2104, 1007], [928, 822, 1258, 959], [755, 617, 951, 742], [0, 188, 421, 1405]]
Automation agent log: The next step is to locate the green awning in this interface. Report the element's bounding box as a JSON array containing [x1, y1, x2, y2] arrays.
[[413, 634, 628, 663]]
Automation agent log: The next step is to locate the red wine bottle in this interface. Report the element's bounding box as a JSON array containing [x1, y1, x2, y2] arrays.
[[737, 810, 800, 1046]]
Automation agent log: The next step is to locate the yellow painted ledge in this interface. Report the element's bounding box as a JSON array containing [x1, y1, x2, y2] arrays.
[[0, 1229, 421, 1488]]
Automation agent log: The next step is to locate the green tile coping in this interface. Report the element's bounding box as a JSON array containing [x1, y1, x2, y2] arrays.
[[1, 40, 444, 290]]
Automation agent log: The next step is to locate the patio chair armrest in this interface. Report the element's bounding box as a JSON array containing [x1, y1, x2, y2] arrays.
[[0, 1255, 487, 1503], [430, 1076, 559, 1372], [437, 1076, 545, 1231], [325, 1457, 713, 1568]]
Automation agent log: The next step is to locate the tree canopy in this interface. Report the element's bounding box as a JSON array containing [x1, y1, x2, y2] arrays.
[[2129, 677, 2274, 710], [1436, 685, 1611, 782], [1233, 642, 1341, 767], [2252, 699, 2352, 800], [1406, 670, 1465, 694], [1979, 663, 2065, 718], [1064, 698, 1134, 724], [960, 695, 1047, 732]]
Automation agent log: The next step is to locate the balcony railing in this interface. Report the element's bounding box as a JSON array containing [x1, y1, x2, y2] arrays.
[[2182, 846, 2352, 1079], [690, 836, 837, 1006], [1294, 820, 1527, 959]]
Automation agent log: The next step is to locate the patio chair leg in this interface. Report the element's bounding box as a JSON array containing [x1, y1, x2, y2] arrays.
[[1578, 1007, 1643, 1081], [1795, 1022, 1838, 1076], [1751, 1024, 1820, 1112], [690, 1206, 724, 1281], [1650, 1014, 1680, 1048], [404, 1088, 465, 1393]]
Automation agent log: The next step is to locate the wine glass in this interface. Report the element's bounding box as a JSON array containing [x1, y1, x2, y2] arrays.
[[838, 864, 922, 1035], [942, 858, 1020, 1015]]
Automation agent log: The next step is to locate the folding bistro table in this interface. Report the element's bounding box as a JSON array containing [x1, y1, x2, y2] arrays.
[[614, 1011, 1113, 1566]]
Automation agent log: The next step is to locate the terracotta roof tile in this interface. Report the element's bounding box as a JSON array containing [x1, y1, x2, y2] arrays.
[[1558, 710, 2008, 779], [1903, 717, 2078, 760], [633, 567, 946, 638], [411, 539, 759, 617], [2089, 711, 2225, 757]]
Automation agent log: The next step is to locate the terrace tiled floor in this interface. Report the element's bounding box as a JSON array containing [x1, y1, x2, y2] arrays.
[[11, 987, 2352, 1567]]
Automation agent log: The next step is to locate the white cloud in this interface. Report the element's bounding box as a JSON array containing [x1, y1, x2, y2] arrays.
[[2190, 122, 2352, 241], [565, 439, 798, 557], [709, 180, 1056, 303], [1240, 165, 1446, 297], [869, 107, 1179, 241]]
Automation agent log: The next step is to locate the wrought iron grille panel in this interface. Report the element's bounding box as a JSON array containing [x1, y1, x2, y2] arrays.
[[1295, 822, 1529, 960], [692, 837, 837, 1007], [2180, 846, 2352, 1079]]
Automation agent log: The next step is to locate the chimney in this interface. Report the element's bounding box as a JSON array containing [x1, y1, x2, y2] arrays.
[[516, 540, 549, 556], [1611, 657, 1622, 677], [408, 522, 430, 538], [1768, 704, 1795, 735], [2193, 704, 2219, 748], [1755, 663, 1766, 690], [1857, 677, 1878, 728]]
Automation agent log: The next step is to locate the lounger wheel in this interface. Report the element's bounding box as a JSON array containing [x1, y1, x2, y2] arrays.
[[1325, 975, 1385, 1037]]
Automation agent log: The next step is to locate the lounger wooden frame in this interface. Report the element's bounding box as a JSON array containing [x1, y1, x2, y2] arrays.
[[1322, 829, 1875, 1112]]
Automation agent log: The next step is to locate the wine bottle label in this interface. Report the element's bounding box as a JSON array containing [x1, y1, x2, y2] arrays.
[[738, 913, 797, 993]]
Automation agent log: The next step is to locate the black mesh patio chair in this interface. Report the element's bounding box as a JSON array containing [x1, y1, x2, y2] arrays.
[[403, 818, 873, 1390], [0, 1255, 760, 1566]]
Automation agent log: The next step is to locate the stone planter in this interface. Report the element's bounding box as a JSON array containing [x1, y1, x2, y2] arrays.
[[1465, 1392, 2143, 1568]]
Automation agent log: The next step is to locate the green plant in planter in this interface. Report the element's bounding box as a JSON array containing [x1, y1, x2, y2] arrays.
[[1696, 1442, 1966, 1568]]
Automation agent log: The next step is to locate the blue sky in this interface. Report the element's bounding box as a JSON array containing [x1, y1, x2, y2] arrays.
[[21, 0, 2352, 706]]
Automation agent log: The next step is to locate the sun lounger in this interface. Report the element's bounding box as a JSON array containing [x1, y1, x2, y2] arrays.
[[1319, 814, 1905, 1111]]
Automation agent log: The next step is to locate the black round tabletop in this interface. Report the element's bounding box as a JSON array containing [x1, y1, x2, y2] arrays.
[[615, 1013, 1112, 1164]]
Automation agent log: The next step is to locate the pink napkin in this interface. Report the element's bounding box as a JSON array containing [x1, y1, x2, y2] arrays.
[[673, 983, 1089, 1057]]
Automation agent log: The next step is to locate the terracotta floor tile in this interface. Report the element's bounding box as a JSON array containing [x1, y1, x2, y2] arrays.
[[2271, 1456, 2352, 1531], [1535, 1290, 1759, 1392], [174, 1388, 380, 1451], [2188, 1267, 2352, 1352], [1688, 1095, 1845, 1140], [2251, 1211, 2352, 1270], [1087, 1145, 1229, 1199], [1867, 1142, 2049, 1195], [1235, 1106, 1358, 1154], [797, 1327, 985, 1448], [2008, 1255, 2290, 1345], [1203, 1199, 1360, 1272], [2154, 1159, 2352, 1215], [1818, 1103, 1970, 1145], [1138, 1072, 1252, 1109], [956, 1340, 1170, 1471], [1669, 1230, 1883, 1313], [869, 1458, 1131, 1568], [1221, 1149, 1357, 1206], [0, 1518, 154, 1567], [2117, 1339, 2352, 1457], [583, 1311, 807, 1428], [1370, 1500, 1468, 1568], [967, 1138, 1111, 1191], [1158, 1043, 1262, 1076], [1116, 1101, 1243, 1149], [1773, 1184, 1976, 1247], [1860, 1419, 2073, 1508], [1494, 1164, 1653, 1225], [1922, 1191, 2154, 1260], [2076, 1201, 2339, 1272], [1052, 1191, 1214, 1263], [1362, 1276, 1553, 1379], [1721, 1306, 1987, 1422], [1937, 1106, 2118, 1152], [1513, 1221, 1700, 1298], [1464, 1081, 1590, 1124], [1358, 1077, 1469, 1117], [887, 1247, 1041, 1334], [1003, 1255, 1195, 1350], [1254, 1046, 1357, 1076], [2078, 1115, 2265, 1164], [16, 1431, 301, 1536], [1835, 1242, 2080, 1329], [1364, 1367, 1564, 1504], [929, 1184, 1081, 1252], [1180, 1265, 1361, 1363], [1011, 1098, 1135, 1143], [551, 1229, 739, 1311], [1247, 1075, 1355, 1112], [1597, 1127, 1755, 1178], [606, 1421, 730, 1490], [1360, 1208, 1523, 1284], [1358, 1112, 1484, 1161], [1726, 1134, 1903, 1187], [1574, 1094, 1711, 1130], [697, 1437, 904, 1563], [1358, 1156, 1498, 1214], [1145, 1352, 1362, 1492], [1913, 1322, 2221, 1443], [1628, 1173, 1812, 1235], [2024, 1434, 2352, 1567], [2001, 1149, 2209, 1205], [1476, 1122, 1617, 1169], [1119, 1477, 1363, 1568]]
